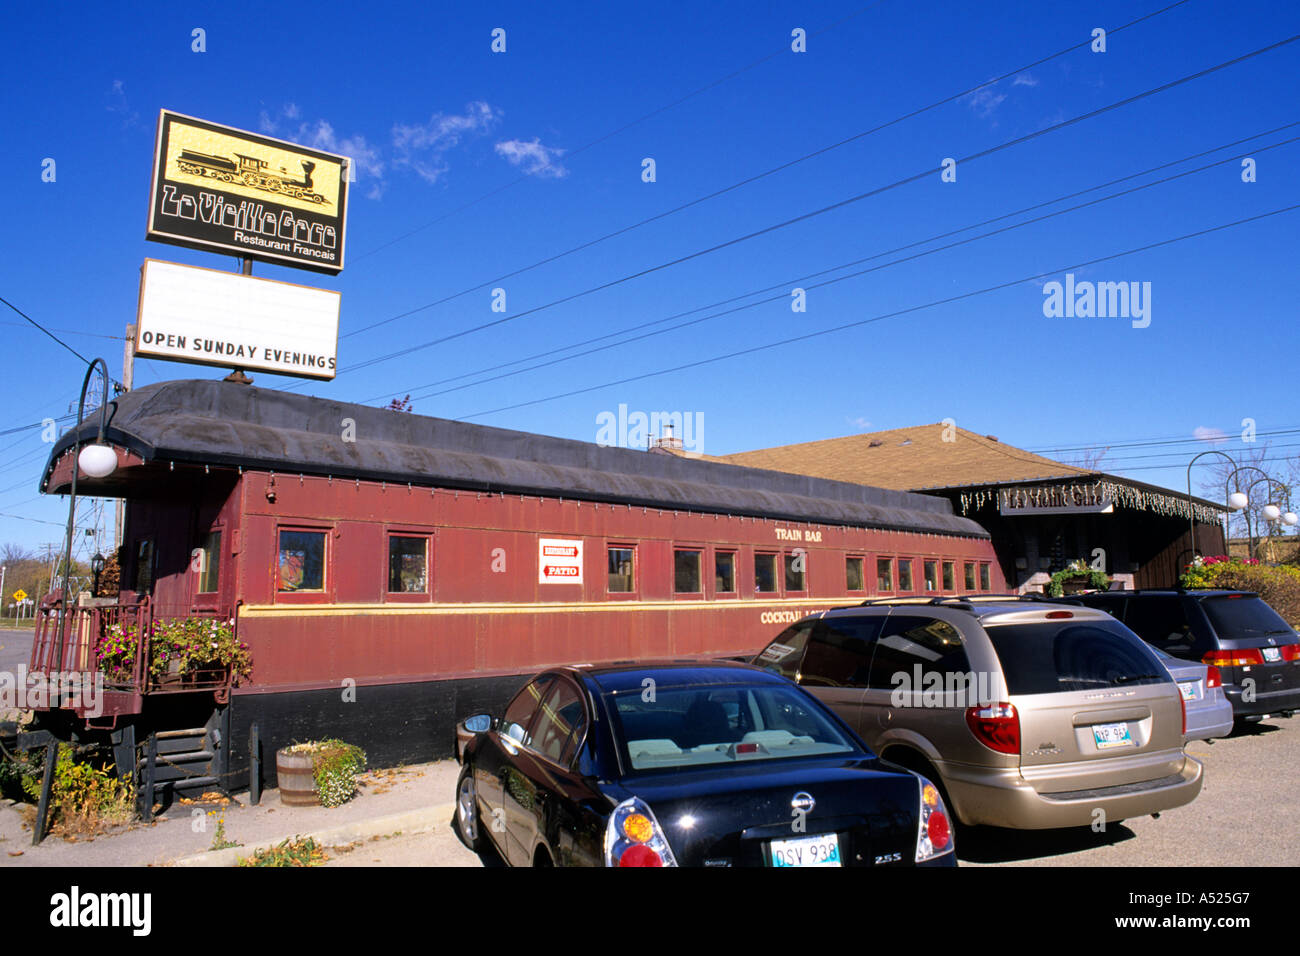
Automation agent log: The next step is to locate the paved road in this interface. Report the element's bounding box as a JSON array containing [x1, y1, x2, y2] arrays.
[[0, 629, 33, 677], [334, 717, 1298, 867]]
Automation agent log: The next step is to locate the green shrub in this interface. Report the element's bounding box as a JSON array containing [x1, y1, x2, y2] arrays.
[[1180, 557, 1300, 627]]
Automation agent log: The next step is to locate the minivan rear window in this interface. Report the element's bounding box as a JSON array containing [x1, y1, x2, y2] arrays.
[[1200, 595, 1294, 640], [984, 621, 1170, 695]]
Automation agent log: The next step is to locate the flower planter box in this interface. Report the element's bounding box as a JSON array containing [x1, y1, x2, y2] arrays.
[[276, 749, 320, 807]]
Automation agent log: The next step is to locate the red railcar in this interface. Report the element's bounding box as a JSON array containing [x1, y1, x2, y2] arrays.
[[32, 379, 1003, 794]]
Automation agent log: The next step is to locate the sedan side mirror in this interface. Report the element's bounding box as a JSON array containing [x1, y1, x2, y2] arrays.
[[455, 713, 494, 763]]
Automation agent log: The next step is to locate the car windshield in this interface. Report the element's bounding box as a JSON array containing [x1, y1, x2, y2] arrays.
[[607, 683, 858, 773], [1200, 595, 1294, 638]]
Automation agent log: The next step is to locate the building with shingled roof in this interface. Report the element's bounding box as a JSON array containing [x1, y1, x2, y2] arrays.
[[713, 423, 1225, 592]]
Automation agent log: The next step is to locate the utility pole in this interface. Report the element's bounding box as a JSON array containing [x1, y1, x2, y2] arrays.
[[113, 324, 135, 553], [0, 565, 6, 625]]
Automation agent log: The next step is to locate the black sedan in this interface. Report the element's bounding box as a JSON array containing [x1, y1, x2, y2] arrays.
[[453, 661, 955, 867]]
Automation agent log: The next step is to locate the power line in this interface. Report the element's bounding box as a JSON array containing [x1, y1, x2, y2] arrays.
[[349, 1, 891, 266], [0, 320, 124, 341], [458, 203, 1300, 419], [338, 34, 1299, 379], [376, 127, 1300, 406], [343, 0, 1196, 342], [1029, 427, 1300, 455], [0, 295, 95, 368], [0, 511, 67, 528]]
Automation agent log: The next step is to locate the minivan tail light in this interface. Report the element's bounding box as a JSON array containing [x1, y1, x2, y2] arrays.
[[1179, 691, 1186, 737], [1205, 665, 1222, 689], [1203, 649, 1265, 667], [965, 702, 1020, 755]]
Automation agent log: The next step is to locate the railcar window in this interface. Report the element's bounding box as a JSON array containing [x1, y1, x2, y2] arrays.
[[784, 551, 806, 591], [964, 562, 977, 591], [898, 558, 914, 592], [608, 547, 635, 592], [845, 556, 865, 591], [942, 561, 956, 591], [754, 553, 778, 593], [979, 562, 991, 591], [197, 531, 221, 593], [876, 558, 893, 592], [715, 552, 736, 593], [278, 530, 325, 592], [924, 560, 939, 592], [388, 536, 428, 593], [674, 549, 702, 593]]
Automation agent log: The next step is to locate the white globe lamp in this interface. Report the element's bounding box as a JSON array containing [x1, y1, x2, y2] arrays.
[[78, 443, 117, 479]]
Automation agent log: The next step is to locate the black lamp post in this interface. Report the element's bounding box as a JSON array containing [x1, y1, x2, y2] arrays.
[[54, 358, 117, 670], [1185, 451, 1245, 559]]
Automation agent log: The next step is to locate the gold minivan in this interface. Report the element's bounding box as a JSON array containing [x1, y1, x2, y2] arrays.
[[753, 597, 1203, 829]]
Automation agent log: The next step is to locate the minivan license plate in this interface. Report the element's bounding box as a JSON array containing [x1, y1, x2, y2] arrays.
[[1179, 680, 1201, 701], [1093, 722, 1133, 749], [769, 833, 841, 867]]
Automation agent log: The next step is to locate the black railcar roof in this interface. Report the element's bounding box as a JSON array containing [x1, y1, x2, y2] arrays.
[[43, 379, 987, 537]]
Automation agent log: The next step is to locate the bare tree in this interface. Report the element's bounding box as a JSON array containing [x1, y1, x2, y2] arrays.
[[1063, 446, 1110, 471], [1197, 443, 1295, 556], [1, 542, 35, 565]]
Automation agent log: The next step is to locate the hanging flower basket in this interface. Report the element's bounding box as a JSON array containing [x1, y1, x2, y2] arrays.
[[1046, 560, 1111, 597]]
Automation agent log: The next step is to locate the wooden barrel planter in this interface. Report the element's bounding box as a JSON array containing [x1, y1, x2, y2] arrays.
[[276, 749, 319, 806]]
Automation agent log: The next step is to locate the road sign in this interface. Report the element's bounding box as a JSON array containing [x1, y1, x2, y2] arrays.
[[12, 589, 26, 602]]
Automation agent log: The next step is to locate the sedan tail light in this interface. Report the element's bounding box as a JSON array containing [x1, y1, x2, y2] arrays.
[[915, 777, 954, 862], [1203, 649, 1265, 667], [1205, 665, 1223, 689], [965, 702, 1019, 755], [604, 797, 678, 867], [1280, 644, 1300, 662]]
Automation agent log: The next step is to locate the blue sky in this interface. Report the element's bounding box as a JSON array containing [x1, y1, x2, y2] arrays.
[[2, 0, 1298, 555]]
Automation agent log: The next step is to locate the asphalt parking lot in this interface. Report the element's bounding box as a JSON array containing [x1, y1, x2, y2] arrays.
[[323, 715, 1299, 867]]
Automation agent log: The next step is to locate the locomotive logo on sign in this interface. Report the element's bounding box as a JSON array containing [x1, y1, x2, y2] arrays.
[[147, 110, 350, 275]]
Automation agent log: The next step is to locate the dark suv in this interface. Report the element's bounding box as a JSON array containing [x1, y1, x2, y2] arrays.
[[1063, 590, 1300, 723]]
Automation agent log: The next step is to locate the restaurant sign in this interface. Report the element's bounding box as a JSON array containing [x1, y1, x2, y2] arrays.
[[146, 110, 350, 274], [999, 484, 1114, 516]]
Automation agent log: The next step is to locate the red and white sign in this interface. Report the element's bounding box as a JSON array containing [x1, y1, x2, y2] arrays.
[[539, 538, 583, 584]]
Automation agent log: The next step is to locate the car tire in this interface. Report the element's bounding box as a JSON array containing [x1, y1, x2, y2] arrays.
[[456, 766, 486, 852]]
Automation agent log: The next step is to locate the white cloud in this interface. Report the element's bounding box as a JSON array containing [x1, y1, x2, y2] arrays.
[[392, 101, 501, 184], [963, 86, 1007, 119], [494, 138, 567, 178], [106, 79, 139, 126], [848, 416, 872, 430], [292, 119, 384, 198], [1012, 73, 1039, 87], [1194, 426, 1229, 444]]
